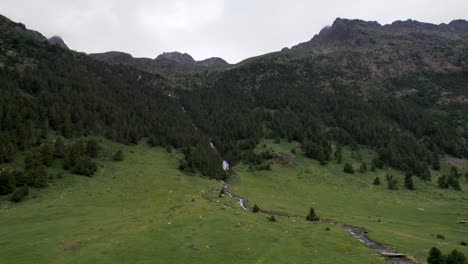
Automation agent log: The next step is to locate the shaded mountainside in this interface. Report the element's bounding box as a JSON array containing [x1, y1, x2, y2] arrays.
[[0, 14, 467, 183], [0, 14, 225, 182], [90, 51, 229, 74]]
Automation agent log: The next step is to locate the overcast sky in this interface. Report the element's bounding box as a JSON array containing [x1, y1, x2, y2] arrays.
[[2, 0, 468, 63]]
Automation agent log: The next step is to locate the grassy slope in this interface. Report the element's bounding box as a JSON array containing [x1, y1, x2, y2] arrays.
[[232, 139, 468, 262], [0, 139, 385, 264]]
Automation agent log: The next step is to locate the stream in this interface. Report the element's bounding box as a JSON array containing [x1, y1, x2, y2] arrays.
[[179, 105, 416, 264]]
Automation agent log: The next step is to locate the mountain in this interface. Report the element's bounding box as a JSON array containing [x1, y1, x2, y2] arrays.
[[291, 18, 468, 79], [47, 35, 68, 49], [0, 13, 467, 186], [90, 51, 229, 74]]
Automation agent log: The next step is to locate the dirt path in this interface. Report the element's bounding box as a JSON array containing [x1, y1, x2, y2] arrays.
[[221, 183, 418, 264]]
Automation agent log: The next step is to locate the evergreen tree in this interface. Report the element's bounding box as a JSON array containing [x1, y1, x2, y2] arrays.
[[432, 154, 440, 171], [386, 174, 398, 190], [359, 162, 368, 173], [343, 163, 354, 174], [438, 175, 449, 189], [85, 139, 99, 158], [445, 249, 466, 264], [427, 247, 444, 264], [373, 177, 381, 185], [404, 172, 415, 190], [335, 145, 343, 164], [306, 207, 320, 221], [113, 150, 124, 161], [448, 176, 462, 191], [53, 137, 65, 158], [252, 204, 260, 213]]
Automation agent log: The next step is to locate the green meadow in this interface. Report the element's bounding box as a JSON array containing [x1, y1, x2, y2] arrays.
[[1, 140, 389, 264], [232, 139, 468, 262]]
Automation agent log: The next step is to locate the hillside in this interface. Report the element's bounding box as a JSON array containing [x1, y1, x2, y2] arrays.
[[0, 14, 467, 264]]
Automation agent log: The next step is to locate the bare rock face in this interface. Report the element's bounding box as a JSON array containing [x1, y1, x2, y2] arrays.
[[48, 35, 69, 49], [155, 52, 196, 65]]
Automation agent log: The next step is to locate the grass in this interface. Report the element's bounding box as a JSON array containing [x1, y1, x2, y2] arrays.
[[0, 139, 387, 264], [232, 139, 468, 261]]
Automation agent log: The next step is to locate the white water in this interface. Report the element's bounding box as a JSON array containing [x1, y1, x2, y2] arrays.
[[210, 141, 230, 171]]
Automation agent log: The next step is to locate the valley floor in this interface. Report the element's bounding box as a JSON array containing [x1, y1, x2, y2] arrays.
[[0, 139, 466, 263]]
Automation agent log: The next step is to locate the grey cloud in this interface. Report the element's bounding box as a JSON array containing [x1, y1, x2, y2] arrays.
[[2, 0, 468, 63]]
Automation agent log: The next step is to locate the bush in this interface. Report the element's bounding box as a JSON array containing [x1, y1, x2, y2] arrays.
[[386, 174, 398, 190], [10, 186, 29, 202], [113, 150, 124, 161], [306, 207, 320, 221], [252, 204, 260, 213], [359, 162, 368, 173], [404, 172, 415, 190], [460, 241, 467, 246], [428, 247, 444, 264], [436, 234, 445, 239], [373, 177, 381, 185], [72, 156, 97, 176], [0, 170, 16, 195], [85, 139, 99, 158], [343, 163, 354, 174], [268, 215, 276, 222]]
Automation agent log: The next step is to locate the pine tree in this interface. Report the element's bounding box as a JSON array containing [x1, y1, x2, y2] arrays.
[[343, 163, 354, 174], [306, 207, 320, 221], [386, 174, 398, 190], [444, 249, 466, 264], [432, 154, 440, 171], [427, 247, 444, 264], [404, 172, 415, 190], [54, 137, 65, 158], [373, 177, 381, 185], [335, 145, 343, 164], [252, 204, 260, 213], [359, 162, 368, 173]]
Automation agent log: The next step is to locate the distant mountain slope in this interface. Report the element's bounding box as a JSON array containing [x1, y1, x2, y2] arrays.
[[90, 51, 229, 74], [291, 18, 468, 79]]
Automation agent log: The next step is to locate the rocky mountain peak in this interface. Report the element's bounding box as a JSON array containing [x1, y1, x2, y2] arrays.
[[155, 52, 196, 65], [48, 35, 69, 49]]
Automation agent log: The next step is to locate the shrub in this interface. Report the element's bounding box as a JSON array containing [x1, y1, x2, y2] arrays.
[[113, 150, 124, 161], [386, 174, 398, 190], [306, 207, 320, 221], [0, 170, 16, 195], [10, 186, 29, 202], [325, 227, 331, 231], [445, 249, 466, 264], [460, 241, 467, 246], [404, 172, 415, 190], [85, 139, 99, 158], [373, 177, 381, 185], [359, 162, 368, 173], [436, 234, 445, 239], [252, 204, 260, 213], [343, 163, 354, 174], [268, 215, 276, 222], [72, 156, 97, 177], [427, 247, 444, 264]]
